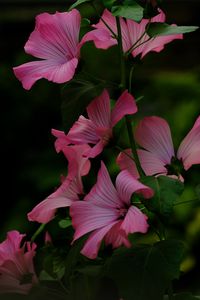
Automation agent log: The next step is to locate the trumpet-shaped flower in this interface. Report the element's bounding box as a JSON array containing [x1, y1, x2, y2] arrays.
[[117, 116, 200, 179], [0, 231, 37, 295], [52, 89, 137, 158], [28, 144, 91, 223], [13, 9, 81, 90], [82, 9, 183, 58], [70, 162, 153, 259]]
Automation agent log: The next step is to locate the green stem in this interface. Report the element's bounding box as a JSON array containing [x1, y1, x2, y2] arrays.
[[116, 17, 144, 177], [125, 116, 144, 177], [116, 17, 126, 89], [31, 223, 46, 242], [174, 198, 199, 206]]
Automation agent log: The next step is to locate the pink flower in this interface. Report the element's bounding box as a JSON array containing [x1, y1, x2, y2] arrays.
[[52, 89, 137, 158], [70, 162, 153, 259], [82, 9, 183, 58], [0, 231, 37, 295], [28, 144, 91, 223], [13, 9, 81, 90], [117, 116, 200, 179]]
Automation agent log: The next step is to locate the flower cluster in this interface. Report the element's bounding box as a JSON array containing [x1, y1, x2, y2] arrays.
[[2, 2, 199, 298]]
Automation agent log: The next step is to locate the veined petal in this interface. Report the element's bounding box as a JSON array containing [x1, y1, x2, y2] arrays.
[[111, 90, 138, 127], [138, 149, 168, 176], [135, 116, 175, 165], [70, 202, 119, 242], [62, 144, 91, 179], [51, 129, 70, 153], [81, 28, 117, 49], [104, 221, 131, 249], [0, 232, 25, 261], [83, 140, 105, 158], [120, 206, 149, 235], [13, 58, 78, 90], [177, 116, 200, 170], [116, 149, 139, 179], [67, 115, 99, 144], [81, 222, 119, 259], [25, 10, 81, 60], [27, 176, 82, 223], [116, 170, 154, 205], [87, 89, 111, 128], [84, 161, 121, 208]]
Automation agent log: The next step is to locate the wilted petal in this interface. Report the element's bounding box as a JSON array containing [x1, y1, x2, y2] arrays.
[[135, 116, 175, 165], [51, 129, 70, 153], [120, 206, 149, 235], [111, 90, 138, 127], [177, 116, 200, 170]]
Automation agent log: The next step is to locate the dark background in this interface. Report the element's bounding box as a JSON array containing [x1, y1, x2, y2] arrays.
[[0, 0, 200, 294]]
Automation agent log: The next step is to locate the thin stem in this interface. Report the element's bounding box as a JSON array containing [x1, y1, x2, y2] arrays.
[[116, 16, 144, 177], [116, 17, 126, 89], [174, 198, 199, 206], [129, 65, 135, 94], [125, 19, 152, 56], [31, 223, 46, 242], [125, 116, 144, 177]]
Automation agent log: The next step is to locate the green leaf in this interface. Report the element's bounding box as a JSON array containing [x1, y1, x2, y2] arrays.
[[147, 23, 199, 37], [59, 219, 72, 229], [102, 0, 117, 9], [112, 1, 144, 22], [39, 270, 56, 281], [104, 240, 185, 300], [141, 176, 184, 218], [69, 0, 92, 9], [172, 293, 200, 299], [61, 73, 105, 132]]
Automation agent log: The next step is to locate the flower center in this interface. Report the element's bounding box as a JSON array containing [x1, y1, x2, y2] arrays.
[[165, 156, 184, 176], [118, 207, 128, 219]]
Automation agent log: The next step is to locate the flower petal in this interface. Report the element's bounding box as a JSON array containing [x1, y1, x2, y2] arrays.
[[25, 10, 81, 60], [28, 177, 82, 223], [120, 206, 149, 235], [81, 222, 119, 259], [83, 140, 105, 158], [177, 116, 200, 170], [116, 149, 139, 179], [135, 116, 175, 165], [116, 170, 154, 204], [70, 202, 119, 242], [138, 149, 168, 176], [84, 161, 121, 208], [66, 115, 99, 144], [13, 58, 78, 90], [104, 221, 131, 249], [111, 90, 138, 127], [87, 89, 111, 128]]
